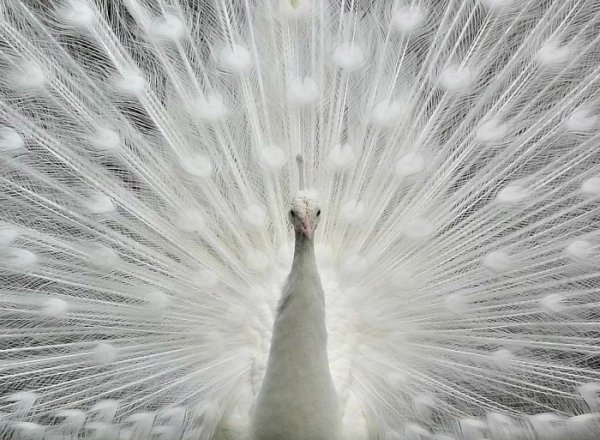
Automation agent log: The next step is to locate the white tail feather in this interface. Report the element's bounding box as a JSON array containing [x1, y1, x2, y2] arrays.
[[0, 0, 599, 439]]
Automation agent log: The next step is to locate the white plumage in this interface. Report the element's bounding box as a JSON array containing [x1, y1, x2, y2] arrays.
[[0, 0, 599, 439], [252, 184, 341, 440]]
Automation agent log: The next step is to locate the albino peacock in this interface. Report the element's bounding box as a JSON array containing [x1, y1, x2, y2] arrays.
[[251, 156, 341, 440], [0, 0, 599, 439]]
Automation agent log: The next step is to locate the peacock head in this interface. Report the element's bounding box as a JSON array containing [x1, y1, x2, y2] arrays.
[[290, 154, 320, 240], [289, 190, 321, 240]]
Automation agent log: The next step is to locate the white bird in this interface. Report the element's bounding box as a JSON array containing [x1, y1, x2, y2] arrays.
[[251, 156, 341, 440], [0, 0, 599, 439]]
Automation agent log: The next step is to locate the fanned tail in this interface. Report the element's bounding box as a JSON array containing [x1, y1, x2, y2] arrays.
[[0, 0, 599, 439]]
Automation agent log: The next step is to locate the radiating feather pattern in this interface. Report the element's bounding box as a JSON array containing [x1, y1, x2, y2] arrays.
[[0, 0, 599, 439]]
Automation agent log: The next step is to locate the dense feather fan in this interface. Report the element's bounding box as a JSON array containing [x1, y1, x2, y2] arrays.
[[0, 0, 599, 439]]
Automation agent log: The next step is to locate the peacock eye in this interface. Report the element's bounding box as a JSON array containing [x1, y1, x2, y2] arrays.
[[290, 210, 296, 217], [317, 209, 321, 216]]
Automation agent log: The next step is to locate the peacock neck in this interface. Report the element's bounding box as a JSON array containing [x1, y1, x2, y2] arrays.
[[276, 231, 324, 313], [251, 230, 341, 439], [291, 231, 317, 274], [272, 230, 328, 357]]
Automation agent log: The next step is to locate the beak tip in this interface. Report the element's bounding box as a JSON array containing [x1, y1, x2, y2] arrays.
[[300, 219, 316, 240], [301, 225, 315, 240]]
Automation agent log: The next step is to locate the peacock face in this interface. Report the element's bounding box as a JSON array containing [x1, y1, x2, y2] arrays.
[[289, 191, 321, 240]]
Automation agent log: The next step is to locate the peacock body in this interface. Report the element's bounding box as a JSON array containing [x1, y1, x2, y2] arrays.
[[0, 0, 599, 439], [252, 187, 341, 440]]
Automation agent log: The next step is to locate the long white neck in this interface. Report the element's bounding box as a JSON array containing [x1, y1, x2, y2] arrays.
[[286, 231, 323, 312], [251, 231, 341, 440]]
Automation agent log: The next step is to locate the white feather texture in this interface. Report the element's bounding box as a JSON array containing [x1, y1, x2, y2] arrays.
[[0, 0, 599, 439]]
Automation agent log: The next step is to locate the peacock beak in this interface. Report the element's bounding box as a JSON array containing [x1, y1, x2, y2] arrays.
[[300, 219, 315, 240]]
